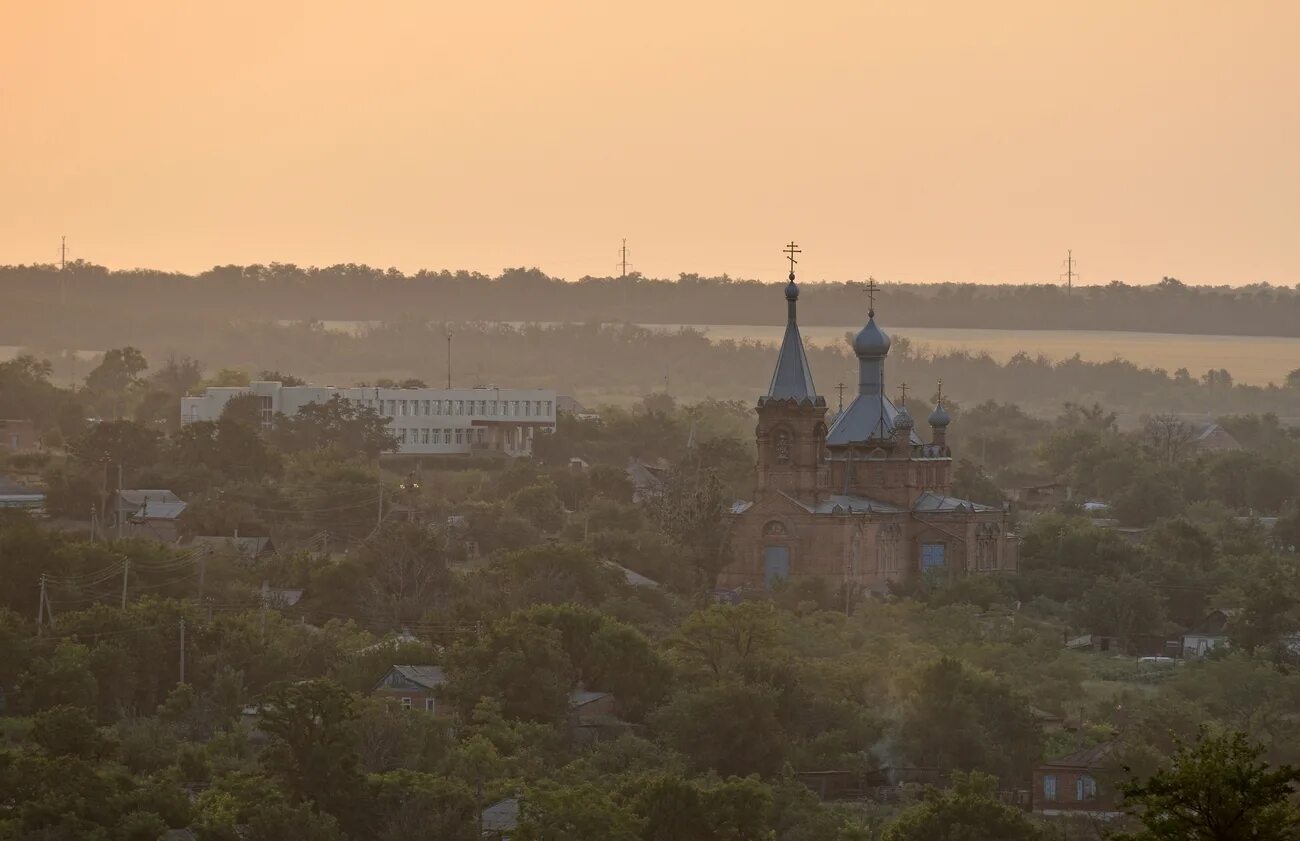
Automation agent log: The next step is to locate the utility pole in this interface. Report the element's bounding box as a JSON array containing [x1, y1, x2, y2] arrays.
[[446, 331, 453, 389], [121, 559, 129, 609], [178, 617, 186, 685], [377, 485, 385, 531], [60, 236, 67, 307], [197, 548, 207, 601], [260, 580, 269, 639], [37, 573, 46, 636], [116, 462, 124, 540]]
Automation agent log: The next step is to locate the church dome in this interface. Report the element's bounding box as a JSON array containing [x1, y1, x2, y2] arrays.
[[895, 405, 915, 430], [853, 316, 891, 357], [928, 403, 951, 428], [784, 276, 799, 301]]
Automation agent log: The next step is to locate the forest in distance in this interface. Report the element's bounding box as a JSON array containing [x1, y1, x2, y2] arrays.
[[5, 261, 1300, 346]]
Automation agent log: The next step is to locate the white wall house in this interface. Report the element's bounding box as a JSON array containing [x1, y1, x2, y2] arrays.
[[181, 381, 556, 456]]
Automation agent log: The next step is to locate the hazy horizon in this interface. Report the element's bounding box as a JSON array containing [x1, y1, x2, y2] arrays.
[[4, 2, 1297, 285]]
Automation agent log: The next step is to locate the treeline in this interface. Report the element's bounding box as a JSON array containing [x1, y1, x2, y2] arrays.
[[10, 321, 1300, 419], [5, 261, 1300, 343]]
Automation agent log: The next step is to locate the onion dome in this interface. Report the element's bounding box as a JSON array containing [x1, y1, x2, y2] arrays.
[[895, 405, 915, 430], [928, 403, 951, 428], [784, 275, 799, 301], [853, 316, 891, 357]]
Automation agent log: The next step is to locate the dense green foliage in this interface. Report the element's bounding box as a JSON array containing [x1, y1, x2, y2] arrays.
[[2, 328, 1299, 837]]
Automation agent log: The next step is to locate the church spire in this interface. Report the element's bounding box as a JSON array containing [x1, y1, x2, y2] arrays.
[[766, 243, 818, 401]]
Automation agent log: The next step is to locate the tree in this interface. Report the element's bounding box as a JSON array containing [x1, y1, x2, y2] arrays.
[[258, 679, 362, 811], [516, 783, 640, 841], [259, 370, 307, 387], [443, 616, 572, 724], [667, 602, 783, 678], [882, 772, 1043, 841], [69, 419, 160, 470], [650, 680, 786, 777], [1118, 730, 1300, 841], [897, 658, 1042, 784], [270, 394, 397, 459], [648, 469, 733, 589], [366, 770, 477, 841], [1142, 414, 1195, 464], [1076, 576, 1166, 649], [85, 346, 148, 391]]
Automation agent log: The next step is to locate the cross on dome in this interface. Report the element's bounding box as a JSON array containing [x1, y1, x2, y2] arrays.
[[783, 241, 801, 281], [861, 277, 880, 317]]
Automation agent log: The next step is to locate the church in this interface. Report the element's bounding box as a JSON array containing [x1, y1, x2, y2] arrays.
[[720, 251, 1018, 593]]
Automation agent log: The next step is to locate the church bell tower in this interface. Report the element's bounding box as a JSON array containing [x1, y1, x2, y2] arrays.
[[755, 243, 828, 499]]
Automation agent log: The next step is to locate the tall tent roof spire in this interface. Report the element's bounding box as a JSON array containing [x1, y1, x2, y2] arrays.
[[766, 242, 818, 401]]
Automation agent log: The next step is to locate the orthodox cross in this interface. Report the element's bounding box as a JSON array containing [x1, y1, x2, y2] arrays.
[[898, 381, 909, 406], [936, 377, 944, 407], [835, 381, 846, 414], [783, 241, 801, 279], [862, 277, 880, 316]]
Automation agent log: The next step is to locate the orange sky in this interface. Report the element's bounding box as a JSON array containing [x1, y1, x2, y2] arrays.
[[2, 2, 1297, 285]]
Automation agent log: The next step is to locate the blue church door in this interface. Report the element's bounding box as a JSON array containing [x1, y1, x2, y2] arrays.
[[763, 546, 790, 587]]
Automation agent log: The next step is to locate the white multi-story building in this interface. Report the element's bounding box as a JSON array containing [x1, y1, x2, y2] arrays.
[[181, 381, 556, 456]]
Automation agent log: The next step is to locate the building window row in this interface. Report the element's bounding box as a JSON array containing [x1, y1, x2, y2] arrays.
[[394, 427, 488, 446], [366, 397, 552, 419]]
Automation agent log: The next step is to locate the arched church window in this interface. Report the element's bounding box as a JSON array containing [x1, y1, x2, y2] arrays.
[[763, 520, 787, 537], [774, 428, 792, 463]]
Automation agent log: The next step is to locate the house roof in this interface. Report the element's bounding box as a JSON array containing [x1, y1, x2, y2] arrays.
[[118, 489, 186, 520], [1041, 742, 1115, 770], [481, 798, 519, 832], [570, 689, 611, 707], [607, 562, 660, 589], [912, 492, 998, 513], [390, 665, 446, 689]]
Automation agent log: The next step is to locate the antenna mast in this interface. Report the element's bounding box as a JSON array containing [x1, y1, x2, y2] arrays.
[[1061, 249, 1078, 293], [619, 239, 632, 278]]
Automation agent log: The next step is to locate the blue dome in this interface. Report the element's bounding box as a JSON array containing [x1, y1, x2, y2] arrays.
[[853, 316, 891, 357], [895, 405, 915, 430], [784, 277, 799, 301], [928, 403, 951, 427]]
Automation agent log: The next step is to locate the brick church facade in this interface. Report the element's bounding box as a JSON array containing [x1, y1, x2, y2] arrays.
[[720, 267, 1017, 593]]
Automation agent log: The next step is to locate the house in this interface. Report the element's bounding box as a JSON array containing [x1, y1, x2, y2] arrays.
[[481, 797, 519, 840], [372, 664, 446, 713], [189, 535, 275, 561], [1191, 423, 1242, 454], [626, 458, 668, 503], [570, 689, 633, 744], [0, 419, 38, 452], [556, 395, 587, 416], [1008, 480, 1071, 510], [1033, 743, 1121, 819], [116, 489, 187, 542], [1183, 609, 1234, 658]]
